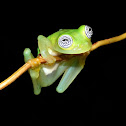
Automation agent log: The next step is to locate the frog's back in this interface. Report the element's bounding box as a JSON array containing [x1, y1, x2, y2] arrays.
[[47, 27, 92, 54], [47, 29, 77, 45]]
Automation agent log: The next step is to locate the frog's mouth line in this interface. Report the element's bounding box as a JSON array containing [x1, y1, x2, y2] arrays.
[[37, 48, 90, 57]]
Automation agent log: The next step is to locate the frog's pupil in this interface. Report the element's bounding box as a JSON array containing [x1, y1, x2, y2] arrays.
[[89, 28, 92, 31], [63, 39, 68, 42]]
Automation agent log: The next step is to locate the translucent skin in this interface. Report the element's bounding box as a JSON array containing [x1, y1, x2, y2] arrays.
[[23, 25, 92, 95]]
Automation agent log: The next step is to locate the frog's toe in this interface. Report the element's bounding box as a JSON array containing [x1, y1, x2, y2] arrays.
[[56, 86, 64, 93], [23, 48, 34, 63], [23, 48, 31, 56], [45, 56, 56, 64]]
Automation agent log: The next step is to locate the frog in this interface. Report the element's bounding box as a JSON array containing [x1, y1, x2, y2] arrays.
[[23, 25, 93, 95]]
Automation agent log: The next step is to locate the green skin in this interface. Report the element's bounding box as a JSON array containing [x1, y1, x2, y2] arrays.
[[23, 25, 92, 95]]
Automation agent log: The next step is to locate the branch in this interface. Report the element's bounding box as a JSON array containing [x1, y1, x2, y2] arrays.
[[90, 33, 126, 51], [0, 63, 31, 90], [0, 33, 126, 90]]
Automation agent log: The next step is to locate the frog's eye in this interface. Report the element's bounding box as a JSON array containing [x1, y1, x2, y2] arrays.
[[85, 25, 93, 39], [58, 35, 73, 48]]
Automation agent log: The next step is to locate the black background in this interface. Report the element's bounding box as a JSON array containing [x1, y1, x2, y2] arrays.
[[0, 2, 126, 125]]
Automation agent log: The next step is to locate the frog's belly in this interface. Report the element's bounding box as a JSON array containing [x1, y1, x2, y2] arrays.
[[40, 63, 60, 87], [43, 63, 59, 76]]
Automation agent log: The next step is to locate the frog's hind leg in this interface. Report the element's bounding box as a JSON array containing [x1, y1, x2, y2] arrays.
[[23, 48, 41, 95], [56, 56, 86, 93]]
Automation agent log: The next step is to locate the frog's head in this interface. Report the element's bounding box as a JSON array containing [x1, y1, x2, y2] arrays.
[[50, 25, 93, 54]]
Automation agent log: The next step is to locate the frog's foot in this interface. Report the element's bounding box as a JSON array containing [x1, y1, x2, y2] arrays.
[[43, 55, 56, 64], [23, 48, 41, 95]]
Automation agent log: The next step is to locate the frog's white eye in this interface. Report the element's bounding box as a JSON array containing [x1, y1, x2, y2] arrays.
[[58, 35, 73, 48], [85, 25, 93, 38]]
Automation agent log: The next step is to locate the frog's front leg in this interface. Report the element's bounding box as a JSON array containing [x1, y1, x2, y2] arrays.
[[38, 35, 56, 64], [23, 48, 41, 95]]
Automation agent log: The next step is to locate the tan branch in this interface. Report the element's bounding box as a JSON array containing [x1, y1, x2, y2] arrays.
[[90, 33, 126, 51], [0, 33, 126, 90], [0, 63, 31, 90]]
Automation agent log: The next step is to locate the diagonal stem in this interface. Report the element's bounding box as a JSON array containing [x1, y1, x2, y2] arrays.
[[0, 63, 31, 90], [90, 33, 126, 51], [0, 33, 126, 90]]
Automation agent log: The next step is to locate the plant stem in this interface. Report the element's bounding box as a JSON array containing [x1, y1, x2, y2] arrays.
[[0, 33, 126, 90], [0, 63, 31, 90], [90, 33, 126, 51]]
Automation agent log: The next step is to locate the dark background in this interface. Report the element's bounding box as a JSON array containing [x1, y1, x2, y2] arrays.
[[0, 2, 126, 125]]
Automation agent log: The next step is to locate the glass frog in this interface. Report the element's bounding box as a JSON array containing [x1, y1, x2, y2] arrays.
[[23, 25, 93, 95]]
